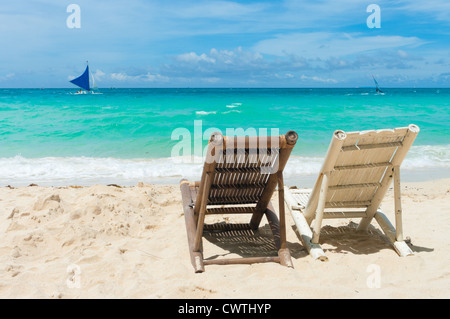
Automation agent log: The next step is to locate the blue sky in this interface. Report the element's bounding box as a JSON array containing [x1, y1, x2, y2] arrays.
[[1, 0, 449, 88]]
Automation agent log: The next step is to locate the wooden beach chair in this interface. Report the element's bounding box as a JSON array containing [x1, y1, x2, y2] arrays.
[[180, 131, 298, 272], [284, 124, 420, 261]]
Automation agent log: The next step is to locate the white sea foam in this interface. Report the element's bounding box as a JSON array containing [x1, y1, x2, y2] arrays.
[[402, 144, 450, 169], [226, 102, 241, 108], [0, 156, 202, 186], [195, 111, 216, 115], [222, 110, 242, 114], [1, 145, 449, 186]]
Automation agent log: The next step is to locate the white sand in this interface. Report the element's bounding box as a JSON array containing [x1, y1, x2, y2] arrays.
[[0, 179, 449, 299]]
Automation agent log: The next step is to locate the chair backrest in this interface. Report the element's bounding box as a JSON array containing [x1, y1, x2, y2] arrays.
[[194, 131, 298, 214], [306, 124, 419, 214]]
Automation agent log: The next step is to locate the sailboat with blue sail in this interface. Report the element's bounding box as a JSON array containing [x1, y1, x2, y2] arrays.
[[70, 61, 99, 94]]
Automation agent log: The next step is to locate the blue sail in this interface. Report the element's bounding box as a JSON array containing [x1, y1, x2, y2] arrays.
[[372, 74, 383, 93], [70, 65, 90, 91]]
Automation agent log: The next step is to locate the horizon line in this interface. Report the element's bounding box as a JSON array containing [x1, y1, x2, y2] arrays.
[[1, 87, 449, 90]]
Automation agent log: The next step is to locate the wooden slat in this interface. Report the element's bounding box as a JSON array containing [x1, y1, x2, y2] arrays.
[[210, 183, 266, 190], [334, 162, 392, 170], [325, 200, 371, 208], [205, 207, 256, 215], [203, 223, 252, 232], [341, 141, 402, 152], [323, 211, 367, 219], [328, 182, 381, 190], [214, 167, 270, 174], [207, 195, 261, 205], [203, 256, 281, 266], [220, 148, 275, 155]]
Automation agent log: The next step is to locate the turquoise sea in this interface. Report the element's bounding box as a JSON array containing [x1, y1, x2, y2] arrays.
[[1, 88, 449, 186]]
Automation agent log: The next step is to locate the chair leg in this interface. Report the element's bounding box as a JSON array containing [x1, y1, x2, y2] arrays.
[[265, 204, 293, 268], [277, 171, 287, 250], [265, 204, 281, 249], [284, 187, 328, 261], [312, 173, 328, 244], [180, 181, 205, 272], [393, 166, 404, 242], [290, 209, 328, 261], [374, 166, 412, 257], [374, 210, 413, 257], [193, 173, 211, 252], [278, 248, 293, 268]]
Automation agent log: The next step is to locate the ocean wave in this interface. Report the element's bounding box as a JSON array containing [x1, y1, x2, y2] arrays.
[[402, 144, 450, 169], [226, 102, 241, 108], [196, 102, 242, 116], [1, 145, 449, 186], [222, 110, 242, 114], [195, 111, 216, 115], [0, 156, 204, 186]]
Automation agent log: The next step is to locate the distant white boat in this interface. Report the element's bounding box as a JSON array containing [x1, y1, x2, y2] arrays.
[[70, 61, 101, 94]]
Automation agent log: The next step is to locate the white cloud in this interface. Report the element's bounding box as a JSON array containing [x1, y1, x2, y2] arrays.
[[110, 72, 129, 81], [168, 0, 268, 19], [397, 0, 450, 22], [143, 73, 169, 82], [176, 52, 216, 64], [175, 47, 263, 67], [202, 77, 221, 83], [0, 73, 15, 81], [300, 74, 338, 83], [253, 32, 425, 59], [110, 72, 168, 82], [397, 50, 408, 58], [274, 73, 294, 79], [94, 69, 106, 81]]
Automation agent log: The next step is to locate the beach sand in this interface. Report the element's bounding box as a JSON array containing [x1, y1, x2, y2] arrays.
[[0, 178, 448, 299]]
